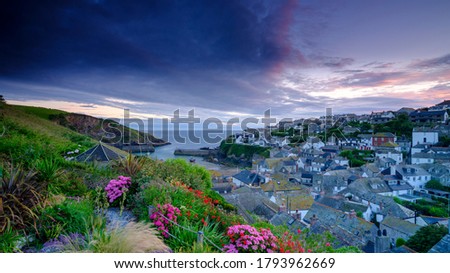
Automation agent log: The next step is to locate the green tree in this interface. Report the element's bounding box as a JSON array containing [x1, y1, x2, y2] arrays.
[[405, 225, 448, 252], [0, 95, 5, 109], [396, 238, 406, 247], [426, 179, 450, 192]]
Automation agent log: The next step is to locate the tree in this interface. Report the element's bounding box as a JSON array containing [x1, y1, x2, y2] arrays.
[[405, 224, 448, 252], [395, 238, 406, 247], [0, 95, 5, 108], [426, 179, 450, 192]]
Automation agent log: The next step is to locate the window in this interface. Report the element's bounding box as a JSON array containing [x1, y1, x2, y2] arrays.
[[424, 137, 427, 143]]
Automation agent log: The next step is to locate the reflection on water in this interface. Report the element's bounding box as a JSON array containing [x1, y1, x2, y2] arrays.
[[136, 130, 239, 175]]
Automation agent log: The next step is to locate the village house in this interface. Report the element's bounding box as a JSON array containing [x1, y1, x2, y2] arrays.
[[412, 127, 439, 146], [411, 143, 430, 155], [372, 132, 397, 147], [409, 110, 449, 124], [429, 100, 450, 111], [380, 167, 414, 196], [316, 195, 372, 222], [358, 134, 373, 150], [304, 202, 378, 252], [340, 186, 415, 222], [394, 165, 431, 190], [396, 135, 411, 153], [269, 212, 305, 233], [370, 111, 395, 124], [222, 187, 279, 223], [301, 137, 325, 150], [411, 152, 435, 164], [419, 163, 450, 186], [380, 216, 421, 246], [232, 170, 267, 187], [375, 149, 403, 164]]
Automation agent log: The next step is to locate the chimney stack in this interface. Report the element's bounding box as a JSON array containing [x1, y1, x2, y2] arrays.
[[349, 209, 357, 219], [375, 229, 390, 253], [390, 166, 396, 176], [310, 214, 318, 226]]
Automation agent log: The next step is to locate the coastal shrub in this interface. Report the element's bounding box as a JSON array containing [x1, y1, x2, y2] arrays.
[[112, 154, 146, 178], [48, 171, 88, 197], [0, 165, 43, 232], [34, 157, 64, 183], [136, 180, 243, 233], [35, 198, 94, 243], [143, 158, 212, 191]]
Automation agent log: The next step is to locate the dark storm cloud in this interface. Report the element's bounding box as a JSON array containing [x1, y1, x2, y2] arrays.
[[0, 0, 323, 117], [0, 0, 305, 77]]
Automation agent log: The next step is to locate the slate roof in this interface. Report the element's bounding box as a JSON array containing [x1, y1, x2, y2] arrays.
[[413, 127, 438, 132], [412, 152, 434, 158], [349, 178, 392, 194], [223, 187, 279, 221], [428, 234, 450, 253], [436, 100, 450, 106], [387, 245, 416, 253], [410, 110, 447, 117], [316, 196, 369, 214], [358, 134, 373, 140], [339, 187, 414, 219], [304, 202, 377, 249], [421, 216, 449, 225], [373, 132, 396, 138], [212, 183, 233, 193], [381, 216, 421, 236], [283, 160, 297, 166], [396, 165, 430, 177], [270, 212, 305, 233], [75, 142, 128, 162], [388, 182, 413, 192], [232, 170, 264, 185]]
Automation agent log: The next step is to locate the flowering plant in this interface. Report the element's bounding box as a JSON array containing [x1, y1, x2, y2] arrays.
[[223, 224, 278, 253], [105, 176, 131, 216], [150, 203, 181, 238], [105, 176, 131, 203]]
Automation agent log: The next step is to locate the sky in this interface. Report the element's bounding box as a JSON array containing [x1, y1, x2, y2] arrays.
[[1, 0, 449, 122]]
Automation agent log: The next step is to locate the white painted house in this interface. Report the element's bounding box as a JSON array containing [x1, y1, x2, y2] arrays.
[[411, 152, 435, 164], [375, 150, 403, 164], [412, 127, 439, 146], [395, 165, 431, 189]]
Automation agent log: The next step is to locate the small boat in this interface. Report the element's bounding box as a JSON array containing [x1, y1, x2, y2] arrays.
[[189, 158, 196, 163]]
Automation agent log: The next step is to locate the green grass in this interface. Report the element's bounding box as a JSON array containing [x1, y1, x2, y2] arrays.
[[0, 104, 95, 164], [13, 105, 67, 120]]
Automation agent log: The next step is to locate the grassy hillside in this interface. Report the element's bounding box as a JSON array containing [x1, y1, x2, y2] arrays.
[[13, 105, 67, 120], [0, 104, 95, 164]]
